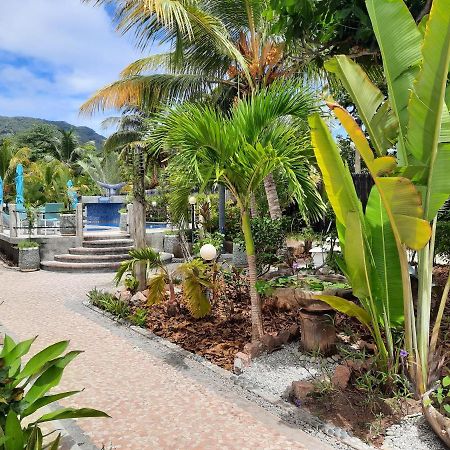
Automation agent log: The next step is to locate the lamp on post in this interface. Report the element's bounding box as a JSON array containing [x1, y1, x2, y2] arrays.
[[200, 243, 217, 262], [188, 195, 197, 235]]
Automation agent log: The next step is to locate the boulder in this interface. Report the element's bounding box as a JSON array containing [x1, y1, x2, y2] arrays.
[[130, 291, 147, 306], [118, 290, 132, 303], [243, 341, 265, 359], [291, 381, 315, 400], [331, 365, 351, 389], [233, 352, 251, 374]]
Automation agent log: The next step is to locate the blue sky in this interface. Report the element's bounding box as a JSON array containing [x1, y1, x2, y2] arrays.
[[0, 0, 146, 136]]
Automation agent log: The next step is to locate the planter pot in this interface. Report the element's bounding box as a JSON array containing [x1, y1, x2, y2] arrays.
[[423, 391, 450, 447], [60, 213, 76, 236], [163, 234, 182, 258], [119, 212, 127, 232], [232, 242, 247, 267], [298, 309, 336, 355], [19, 247, 40, 272]]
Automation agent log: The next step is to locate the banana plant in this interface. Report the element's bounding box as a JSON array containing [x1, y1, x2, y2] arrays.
[[311, 0, 450, 399], [0, 336, 109, 449]]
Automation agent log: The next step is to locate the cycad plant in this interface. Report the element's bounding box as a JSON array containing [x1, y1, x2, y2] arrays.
[[115, 247, 213, 318], [309, 0, 450, 404], [155, 80, 324, 340]]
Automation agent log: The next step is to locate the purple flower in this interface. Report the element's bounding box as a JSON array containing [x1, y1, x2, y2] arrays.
[[292, 262, 300, 270], [400, 349, 408, 359], [294, 398, 302, 407]]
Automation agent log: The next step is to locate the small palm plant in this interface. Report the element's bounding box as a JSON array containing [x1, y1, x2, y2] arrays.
[[115, 248, 213, 318], [154, 80, 324, 341]]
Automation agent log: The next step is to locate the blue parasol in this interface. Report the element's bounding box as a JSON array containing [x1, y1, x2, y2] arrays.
[[67, 179, 78, 210], [15, 164, 25, 212], [0, 176, 3, 210]]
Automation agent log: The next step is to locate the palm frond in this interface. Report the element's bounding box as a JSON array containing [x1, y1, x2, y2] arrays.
[[114, 247, 163, 285], [147, 272, 167, 305]]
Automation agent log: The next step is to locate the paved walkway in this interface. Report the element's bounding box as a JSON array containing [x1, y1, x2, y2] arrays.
[[0, 265, 329, 450]]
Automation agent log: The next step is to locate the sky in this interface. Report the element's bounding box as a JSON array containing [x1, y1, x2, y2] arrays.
[[0, 0, 146, 136]]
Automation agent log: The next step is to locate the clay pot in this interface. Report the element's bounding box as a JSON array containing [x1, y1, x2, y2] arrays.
[[298, 309, 336, 355], [423, 391, 450, 447]]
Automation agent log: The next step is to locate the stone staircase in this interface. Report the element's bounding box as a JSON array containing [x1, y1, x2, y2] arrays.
[[41, 233, 134, 272]]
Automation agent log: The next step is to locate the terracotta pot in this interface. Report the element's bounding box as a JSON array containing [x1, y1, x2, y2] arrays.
[[298, 309, 336, 355], [423, 391, 450, 447]]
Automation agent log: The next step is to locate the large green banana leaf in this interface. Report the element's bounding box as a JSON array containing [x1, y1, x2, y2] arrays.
[[365, 188, 404, 325], [405, 0, 450, 220], [329, 102, 431, 251], [308, 113, 363, 249], [325, 55, 398, 156], [366, 0, 422, 165]]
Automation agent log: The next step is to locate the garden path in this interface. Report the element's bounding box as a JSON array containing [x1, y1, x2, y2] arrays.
[[0, 265, 329, 450]]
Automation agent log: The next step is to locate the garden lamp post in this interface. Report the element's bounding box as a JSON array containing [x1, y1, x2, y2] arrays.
[[188, 195, 196, 233], [200, 243, 217, 261]]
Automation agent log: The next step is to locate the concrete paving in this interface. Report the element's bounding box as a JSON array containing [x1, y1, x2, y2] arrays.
[[0, 264, 331, 450]]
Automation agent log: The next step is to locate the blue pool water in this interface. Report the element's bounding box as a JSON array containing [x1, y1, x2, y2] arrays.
[[84, 222, 168, 231]]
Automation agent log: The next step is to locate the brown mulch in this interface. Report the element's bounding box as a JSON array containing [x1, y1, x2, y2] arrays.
[[131, 296, 299, 371], [303, 388, 420, 447]]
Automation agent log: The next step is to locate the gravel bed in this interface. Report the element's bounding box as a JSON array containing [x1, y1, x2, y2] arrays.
[[382, 414, 446, 450], [239, 342, 339, 397]]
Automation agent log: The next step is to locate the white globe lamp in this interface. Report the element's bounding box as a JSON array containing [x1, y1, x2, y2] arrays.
[[200, 243, 217, 261]]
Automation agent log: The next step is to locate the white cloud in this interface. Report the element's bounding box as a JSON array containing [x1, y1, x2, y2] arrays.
[[0, 0, 146, 135]]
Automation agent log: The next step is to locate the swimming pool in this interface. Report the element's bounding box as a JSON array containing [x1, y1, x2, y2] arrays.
[[84, 222, 168, 231]]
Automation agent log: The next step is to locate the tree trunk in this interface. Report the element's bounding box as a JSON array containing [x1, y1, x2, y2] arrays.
[[218, 184, 226, 234], [133, 145, 147, 291], [263, 173, 282, 219], [250, 194, 258, 218], [241, 208, 264, 341]]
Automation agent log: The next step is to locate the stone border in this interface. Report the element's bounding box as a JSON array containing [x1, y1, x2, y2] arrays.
[[84, 300, 376, 450]]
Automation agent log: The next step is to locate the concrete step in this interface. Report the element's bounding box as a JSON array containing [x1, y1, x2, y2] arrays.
[[69, 246, 133, 255], [54, 254, 130, 263], [82, 239, 134, 248], [83, 233, 130, 241], [41, 260, 123, 273]]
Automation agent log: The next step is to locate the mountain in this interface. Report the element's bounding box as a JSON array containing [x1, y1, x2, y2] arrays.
[[0, 116, 105, 148]]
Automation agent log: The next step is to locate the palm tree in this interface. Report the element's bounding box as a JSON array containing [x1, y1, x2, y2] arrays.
[[156, 81, 324, 340], [81, 0, 312, 218], [0, 140, 31, 200]]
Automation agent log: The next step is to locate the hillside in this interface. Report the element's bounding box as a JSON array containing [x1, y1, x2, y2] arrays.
[[0, 115, 105, 147]]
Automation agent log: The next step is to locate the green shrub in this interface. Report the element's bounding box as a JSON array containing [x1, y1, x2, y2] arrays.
[[88, 289, 130, 319], [0, 335, 108, 448], [192, 232, 224, 256], [17, 240, 39, 249], [435, 220, 450, 262], [129, 308, 149, 327], [430, 375, 450, 417]]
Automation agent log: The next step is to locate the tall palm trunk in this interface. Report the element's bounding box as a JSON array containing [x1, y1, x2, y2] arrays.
[[241, 207, 264, 341], [250, 194, 258, 218], [133, 145, 147, 290], [263, 173, 282, 219]]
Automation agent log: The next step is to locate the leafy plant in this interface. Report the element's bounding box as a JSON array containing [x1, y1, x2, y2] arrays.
[[88, 289, 130, 319], [115, 248, 213, 318], [124, 274, 139, 294], [17, 241, 39, 250], [0, 335, 109, 449], [192, 232, 224, 256], [435, 220, 450, 263], [129, 308, 148, 327], [310, 0, 450, 408], [430, 376, 450, 417]]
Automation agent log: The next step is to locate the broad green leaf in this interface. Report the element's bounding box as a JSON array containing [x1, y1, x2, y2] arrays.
[[147, 273, 167, 305], [36, 407, 110, 423], [308, 113, 362, 246], [406, 0, 450, 220], [3, 338, 36, 369], [325, 55, 397, 156], [4, 411, 23, 450], [0, 336, 16, 357], [15, 340, 69, 383], [366, 0, 422, 165], [443, 376, 450, 388], [22, 391, 80, 418], [25, 426, 42, 450], [366, 188, 404, 325], [330, 102, 431, 250], [24, 351, 81, 405], [313, 295, 371, 328], [344, 211, 371, 300]]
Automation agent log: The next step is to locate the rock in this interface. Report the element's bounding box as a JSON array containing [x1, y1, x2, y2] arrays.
[[114, 286, 128, 300], [277, 329, 291, 345], [119, 290, 132, 303], [142, 289, 149, 298], [271, 287, 298, 310], [243, 341, 265, 359], [261, 333, 284, 352], [332, 365, 351, 389], [130, 291, 147, 306], [288, 324, 300, 340], [233, 352, 251, 374], [291, 380, 315, 400]]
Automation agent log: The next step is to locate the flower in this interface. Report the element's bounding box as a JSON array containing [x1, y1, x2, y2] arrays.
[[399, 349, 408, 358]]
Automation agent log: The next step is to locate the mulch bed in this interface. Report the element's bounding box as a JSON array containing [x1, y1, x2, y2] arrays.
[[133, 296, 299, 371]]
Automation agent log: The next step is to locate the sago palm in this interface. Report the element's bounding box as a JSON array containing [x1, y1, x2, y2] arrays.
[[155, 81, 324, 340]]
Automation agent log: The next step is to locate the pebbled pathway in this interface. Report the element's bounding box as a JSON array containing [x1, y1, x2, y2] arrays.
[[0, 265, 330, 450]]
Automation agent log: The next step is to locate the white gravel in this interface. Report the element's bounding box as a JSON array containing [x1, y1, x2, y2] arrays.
[[239, 342, 338, 397], [382, 414, 446, 450]]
